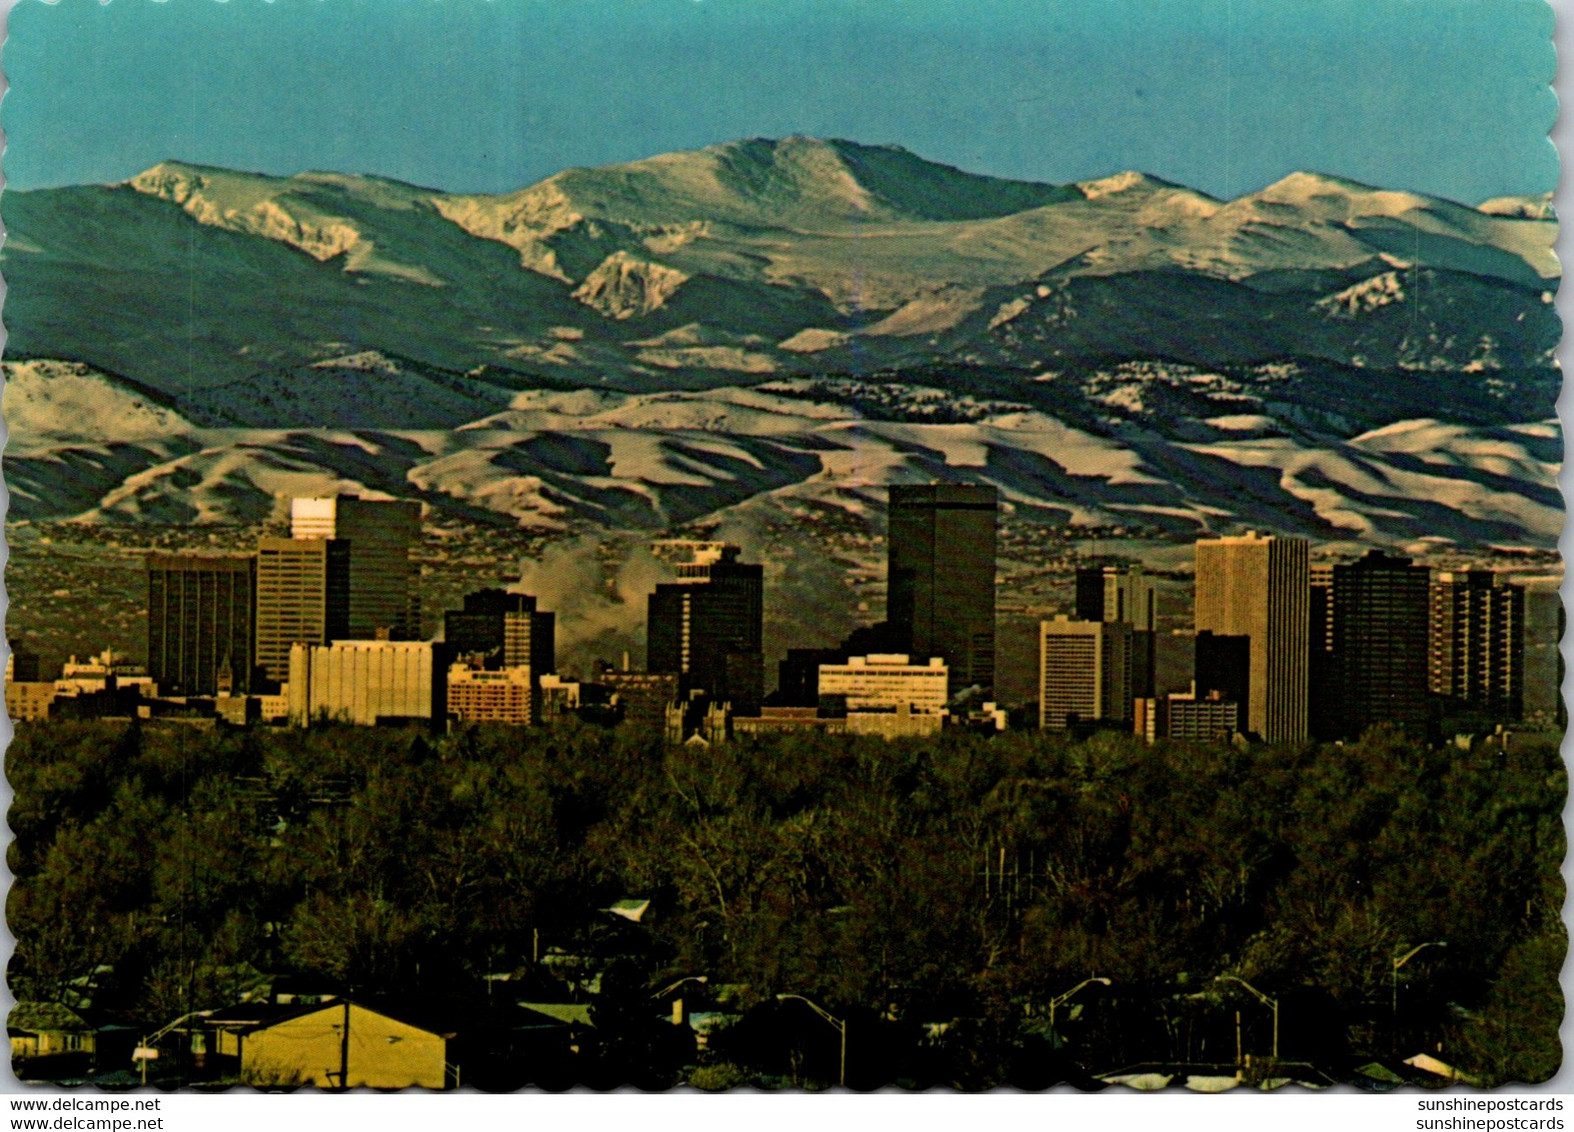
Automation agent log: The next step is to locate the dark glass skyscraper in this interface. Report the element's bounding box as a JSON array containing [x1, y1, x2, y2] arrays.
[[146, 553, 257, 696], [1332, 550, 1432, 738], [647, 543, 764, 713], [292, 496, 421, 640], [445, 589, 556, 675], [887, 484, 998, 698]]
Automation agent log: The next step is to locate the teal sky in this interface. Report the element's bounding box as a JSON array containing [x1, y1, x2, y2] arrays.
[[4, 0, 1558, 204]]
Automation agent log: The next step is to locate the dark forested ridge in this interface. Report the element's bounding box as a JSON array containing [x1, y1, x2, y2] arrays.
[[6, 719, 1564, 1089]]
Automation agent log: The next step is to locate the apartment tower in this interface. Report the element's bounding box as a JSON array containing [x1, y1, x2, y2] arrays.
[[1038, 616, 1133, 731], [1429, 570, 1525, 722]]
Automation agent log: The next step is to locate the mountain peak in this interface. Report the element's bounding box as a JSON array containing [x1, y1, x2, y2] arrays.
[[1257, 170, 1381, 199], [1074, 171, 1200, 201], [497, 136, 1079, 231]]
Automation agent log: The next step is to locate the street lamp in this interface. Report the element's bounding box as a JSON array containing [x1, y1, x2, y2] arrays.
[[1046, 977, 1111, 1045], [651, 975, 709, 1000], [1216, 976, 1278, 1065], [1392, 942, 1446, 1055], [777, 994, 847, 1088], [134, 1009, 214, 1086]]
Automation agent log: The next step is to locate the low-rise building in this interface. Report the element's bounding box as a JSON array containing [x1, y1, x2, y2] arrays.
[[1134, 687, 1240, 744], [5, 681, 56, 723], [603, 671, 680, 730], [1167, 690, 1240, 743], [258, 691, 292, 724], [731, 706, 849, 737], [537, 674, 580, 723], [447, 664, 534, 725], [288, 640, 446, 727], [8, 1002, 95, 1070], [846, 704, 946, 739], [818, 654, 948, 715]]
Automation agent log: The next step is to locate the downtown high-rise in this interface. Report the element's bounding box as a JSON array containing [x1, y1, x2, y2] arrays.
[[254, 537, 350, 685], [1076, 563, 1157, 697], [444, 589, 556, 675], [292, 496, 421, 640], [647, 542, 765, 714], [1039, 615, 1132, 731], [1193, 532, 1309, 743], [1429, 569, 1525, 722], [887, 484, 998, 699], [1330, 550, 1432, 739], [146, 553, 257, 696]]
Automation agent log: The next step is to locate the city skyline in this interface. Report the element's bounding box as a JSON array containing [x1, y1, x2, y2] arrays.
[[6, 488, 1544, 745]]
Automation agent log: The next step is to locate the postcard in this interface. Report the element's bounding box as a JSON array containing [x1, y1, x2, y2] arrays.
[[0, 0, 1563, 1095]]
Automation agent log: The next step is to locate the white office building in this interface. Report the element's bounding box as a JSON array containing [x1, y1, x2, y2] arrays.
[[288, 639, 440, 726], [817, 654, 949, 715]]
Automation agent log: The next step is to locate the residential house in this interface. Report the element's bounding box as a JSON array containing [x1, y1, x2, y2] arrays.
[[201, 1000, 453, 1089], [9, 1002, 95, 1075]]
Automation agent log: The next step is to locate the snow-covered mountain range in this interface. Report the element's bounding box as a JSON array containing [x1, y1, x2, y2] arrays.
[[2, 137, 1560, 548]]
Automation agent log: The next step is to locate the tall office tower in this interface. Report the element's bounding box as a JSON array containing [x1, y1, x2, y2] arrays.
[[1038, 616, 1132, 731], [647, 542, 765, 713], [444, 589, 556, 675], [1331, 550, 1432, 738], [291, 496, 421, 639], [1076, 564, 1158, 697], [254, 537, 351, 684], [1307, 563, 1340, 740], [146, 553, 257, 696], [888, 484, 998, 697], [1193, 532, 1309, 743], [1429, 570, 1525, 722]]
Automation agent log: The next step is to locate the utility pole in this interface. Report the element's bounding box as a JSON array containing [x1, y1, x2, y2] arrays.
[[1392, 942, 1447, 1057], [338, 999, 351, 1091]]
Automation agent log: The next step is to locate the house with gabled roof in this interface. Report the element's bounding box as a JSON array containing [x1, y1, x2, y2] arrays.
[[199, 999, 454, 1089], [9, 1002, 95, 1076]]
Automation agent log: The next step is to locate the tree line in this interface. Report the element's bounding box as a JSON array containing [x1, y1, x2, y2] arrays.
[[6, 717, 1564, 1087]]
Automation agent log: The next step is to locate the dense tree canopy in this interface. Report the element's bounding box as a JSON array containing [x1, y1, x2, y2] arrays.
[[6, 718, 1564, 1087]]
